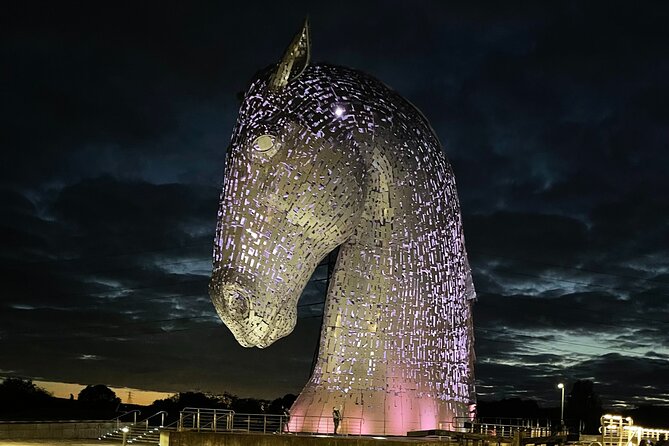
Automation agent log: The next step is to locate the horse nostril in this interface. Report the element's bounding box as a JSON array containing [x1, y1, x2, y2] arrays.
[[227, 290, 250, 319]]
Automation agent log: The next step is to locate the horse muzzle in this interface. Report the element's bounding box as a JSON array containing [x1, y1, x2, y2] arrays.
[[209, 281, 292, 348]]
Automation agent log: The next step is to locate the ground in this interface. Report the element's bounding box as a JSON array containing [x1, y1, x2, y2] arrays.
[[0, 441, 107, 446]]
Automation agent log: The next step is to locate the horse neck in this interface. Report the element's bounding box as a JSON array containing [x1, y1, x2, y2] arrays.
[[332, 132, 455, 311], [308, 127, 474, 405]]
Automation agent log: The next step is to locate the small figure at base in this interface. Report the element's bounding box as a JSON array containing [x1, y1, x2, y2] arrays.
[[283, 407, 290, 433], [332, 406, 341, 435]]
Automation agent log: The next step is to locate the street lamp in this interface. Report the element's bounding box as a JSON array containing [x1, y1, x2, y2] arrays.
[[557, 383, 565, 428], [121, 426, 129, 446]]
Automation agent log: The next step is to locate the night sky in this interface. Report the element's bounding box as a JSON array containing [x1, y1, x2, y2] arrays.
[[2, 1, 668, 408]]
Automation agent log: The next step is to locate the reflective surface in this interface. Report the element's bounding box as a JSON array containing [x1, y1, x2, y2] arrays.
[[210, 21, 476, 435]]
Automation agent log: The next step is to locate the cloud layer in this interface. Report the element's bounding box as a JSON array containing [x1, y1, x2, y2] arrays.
[[1, 1, 667, 405]]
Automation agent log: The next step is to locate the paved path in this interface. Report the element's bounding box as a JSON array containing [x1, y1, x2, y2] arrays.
[[0, 441, 112, 446]]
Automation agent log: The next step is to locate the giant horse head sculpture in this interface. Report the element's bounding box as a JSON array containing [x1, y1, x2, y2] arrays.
[[210, 21, 476, 435], [209, 21, 367, 348]]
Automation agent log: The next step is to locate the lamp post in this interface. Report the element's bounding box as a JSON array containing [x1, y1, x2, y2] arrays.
[[121, 426, 129, 446], [557, 383, 565, 429]]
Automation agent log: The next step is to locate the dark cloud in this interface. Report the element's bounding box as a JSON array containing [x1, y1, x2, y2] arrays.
[[466, 212, 589, 264], [51, 177, 215, 243], [567, 354, 669, 406], [1, 0, 667, 407]]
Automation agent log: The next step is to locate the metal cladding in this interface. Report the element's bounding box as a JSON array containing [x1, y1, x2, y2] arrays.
[[209, 22, 476, 435]]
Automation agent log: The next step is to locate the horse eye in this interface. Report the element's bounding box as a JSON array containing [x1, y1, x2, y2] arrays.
[[253, 134, 276, 152]]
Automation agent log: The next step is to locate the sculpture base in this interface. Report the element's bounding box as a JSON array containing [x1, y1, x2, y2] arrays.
[[288, 384, 471, 436]]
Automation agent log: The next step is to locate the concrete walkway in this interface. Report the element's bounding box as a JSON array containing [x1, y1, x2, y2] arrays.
[[0, 441, 110, 446]]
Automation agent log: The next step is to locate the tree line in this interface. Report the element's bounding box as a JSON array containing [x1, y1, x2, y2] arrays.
[[0, 377, 295, 423], [1, 377, 667, 433]]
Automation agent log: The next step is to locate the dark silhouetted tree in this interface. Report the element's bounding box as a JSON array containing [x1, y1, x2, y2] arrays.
[[78, 384, 121, 405], [268, 393, 297, 414], [623, 404, 669, 428], [566, 380, 603, 434], [148, 391, 233, 424], [477, 398, 544, 419], [0, 377, 51, 405], [169, 391, 229, 409], [230, 397, 269, 413]]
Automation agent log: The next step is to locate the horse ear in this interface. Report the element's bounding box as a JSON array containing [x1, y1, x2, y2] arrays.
[[269, 18, 311, 91]]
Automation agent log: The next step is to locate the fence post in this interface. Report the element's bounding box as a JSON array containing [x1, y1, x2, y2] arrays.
[[213, 410, 217, 432]]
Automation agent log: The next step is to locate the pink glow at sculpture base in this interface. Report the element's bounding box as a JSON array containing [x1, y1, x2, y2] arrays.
[[287, 391, 463, 435], [210, 20, 476, 436]]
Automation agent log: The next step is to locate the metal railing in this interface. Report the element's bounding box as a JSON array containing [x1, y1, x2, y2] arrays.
[[601, 414, 669, 446], [112, 409, 141, 428], [177, 408, 362, 436], [455, 417, 556, 438], [142, 410, 168, 428], [287, 414, 363, 435], [176, 408, 567, 439], [100, 411, 168, 443], [179, 407, 234, 432], [231, 413, 286, 433], [127, 412, 168, 444]]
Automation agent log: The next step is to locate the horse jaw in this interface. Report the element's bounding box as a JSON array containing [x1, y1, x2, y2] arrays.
[[209, 280, 298, 349]]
